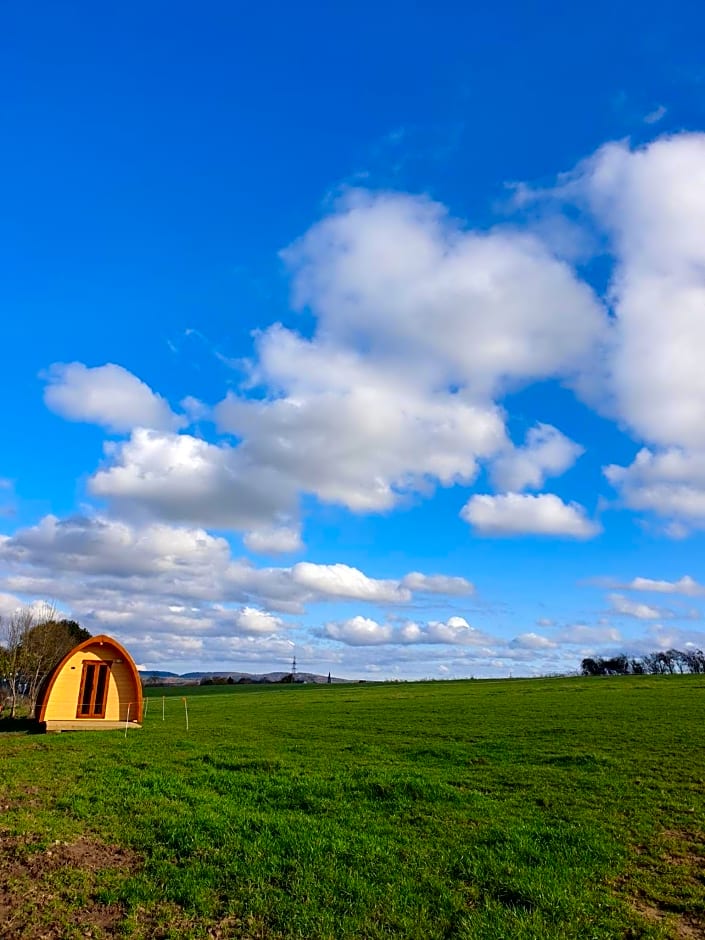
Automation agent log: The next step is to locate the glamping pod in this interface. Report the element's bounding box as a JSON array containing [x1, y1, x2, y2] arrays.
[[35, 634, 143, 732]]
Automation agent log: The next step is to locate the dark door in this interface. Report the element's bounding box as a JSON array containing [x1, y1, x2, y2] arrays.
[[77, 662, 110, 718]]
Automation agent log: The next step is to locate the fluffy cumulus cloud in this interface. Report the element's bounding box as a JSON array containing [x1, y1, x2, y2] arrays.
[[324, 615, 495, 647], [243, 526, 303, 555], [605, 448, 705, 535], [490, 424, 584, 492], [75, 188, 610, 539], [62, 134, 705, 545], [637, 623, 705, 656], [44, 363, 185, 433], [536, 133, 705, 535], [0, 516, 287, 643], [89, 429, 299, 533], [324, 616, 394, 646], [0, 513, 231, 581], [400, 572, 474, 595], [398, 616, 492, 646], [619, 575, 705, 596], [215, 334, 506, 514], [0, 514, 481, 666], [0, 591, 65, 622], [608, 593, 671, 621], [576, 134, 705, 451], [232, 607, 284, 635], [0, 515, 456, 613], [461, 493, 600, 538], [291, 562, 411, 603], [283, 190, 606, 398]]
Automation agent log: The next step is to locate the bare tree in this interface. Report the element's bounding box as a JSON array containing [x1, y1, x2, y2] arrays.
[[22, 612, 72, 713], [0, 605, 88, 717], [0, 607, 36, 717]]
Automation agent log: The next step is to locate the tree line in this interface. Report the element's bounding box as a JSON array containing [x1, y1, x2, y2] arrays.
[[581, 648, 705, 677], [0, 606, 90, 717]]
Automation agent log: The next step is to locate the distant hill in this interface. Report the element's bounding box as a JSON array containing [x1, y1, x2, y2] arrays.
[[139, 669, 351, 685]]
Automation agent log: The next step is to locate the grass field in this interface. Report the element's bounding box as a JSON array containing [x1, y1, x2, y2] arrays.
[[1, 676, 704, 939]]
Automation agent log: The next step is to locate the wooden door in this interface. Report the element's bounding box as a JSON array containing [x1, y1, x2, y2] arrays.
[[76, 661, 110, 718]]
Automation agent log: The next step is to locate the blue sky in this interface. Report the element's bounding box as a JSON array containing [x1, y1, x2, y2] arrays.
[[3, 1, 705, 677]]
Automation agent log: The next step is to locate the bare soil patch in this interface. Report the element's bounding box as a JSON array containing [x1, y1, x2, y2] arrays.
[[0, 832, 139, 939], [631, 896, 704, 940], [624, 828, 705, 940]]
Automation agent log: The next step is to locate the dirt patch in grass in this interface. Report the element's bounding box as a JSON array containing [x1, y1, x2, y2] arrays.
[[0, 784, 43, 813], [624, 828, 705, 940], [0, 833, 140, 939], [129, 907, 268, 940], [660, 829, 705, 866], [631, 896, 704, 939], [23, 836, 137, 875]]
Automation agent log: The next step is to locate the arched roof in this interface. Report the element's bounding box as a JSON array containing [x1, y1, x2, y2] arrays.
[[35, 634, 143, 723]]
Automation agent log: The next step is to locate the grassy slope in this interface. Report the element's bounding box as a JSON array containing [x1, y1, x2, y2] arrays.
[[2, 676, 704, 938]]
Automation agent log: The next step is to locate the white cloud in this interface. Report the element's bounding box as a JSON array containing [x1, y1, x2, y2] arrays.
[[55, 187, 611, 539], [636, 623, 705, 656], [90, 429, 298, 532], [490, 423, 584, 492], [570, 134, 705, 451], [400, 572, 474, 595], [0, 515, 475, 663], [512, 133, 705, 535], [194, 188, 604, 528], [324, 617, 394, 646], [608, 593, 670, 620], [605, 447, 705, 533], [216, 332, 507, 513], [0, 592, 65, 622], [243, 526, 303, 555], [232, 607, 284, 635], [461, 492, 600, 538], [1, 513, 231, 580], [123, 630, 299, 669], [621, 575, 705, 596], [180, 395, 210, 423], [324, 615, 495, 647], [554, 625, 622, 645], [44, 362, 185, 433], [401, 616, 493, 646], [509, 632, 557, 650], [292, 562, 411, 603], [283, 189, 606, 398]]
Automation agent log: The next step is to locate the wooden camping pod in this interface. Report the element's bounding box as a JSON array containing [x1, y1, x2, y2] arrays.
[[35, 634, 143, 732]]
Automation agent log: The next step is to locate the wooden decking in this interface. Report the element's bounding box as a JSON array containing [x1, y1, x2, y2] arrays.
[[42, 720, 142, 733]]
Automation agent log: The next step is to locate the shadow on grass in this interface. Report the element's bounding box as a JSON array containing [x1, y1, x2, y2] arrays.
[[0, 716, 44, 734]]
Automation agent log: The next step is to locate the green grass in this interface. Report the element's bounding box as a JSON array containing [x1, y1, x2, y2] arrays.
[[2, 676, 704, 938]]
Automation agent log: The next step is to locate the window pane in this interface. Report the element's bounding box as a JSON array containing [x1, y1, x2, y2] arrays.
[[80, 664, 95, 714], [94, 664, 108, 714]]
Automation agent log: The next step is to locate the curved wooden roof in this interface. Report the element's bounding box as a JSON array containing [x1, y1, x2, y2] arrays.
[[35, 634, 143, 723]]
